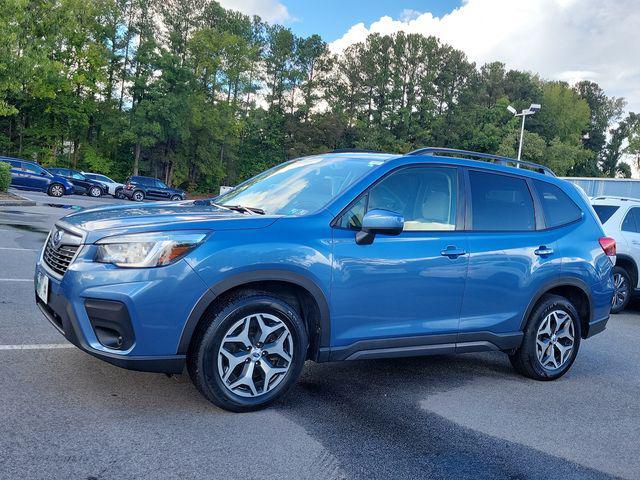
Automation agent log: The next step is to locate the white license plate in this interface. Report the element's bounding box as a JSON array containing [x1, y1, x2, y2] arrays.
[[36, 271, 49, 304]]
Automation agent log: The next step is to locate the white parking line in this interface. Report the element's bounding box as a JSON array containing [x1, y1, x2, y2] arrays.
[[0, 247, 39, 251], [0, 343, 74, 350], [0, 279, 33, 282]]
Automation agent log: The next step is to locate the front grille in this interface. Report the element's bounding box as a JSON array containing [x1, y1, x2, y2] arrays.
[[42, 226, 82, 276]]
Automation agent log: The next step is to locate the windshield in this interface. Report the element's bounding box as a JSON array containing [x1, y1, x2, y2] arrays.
[[215, 155, 389, 216]]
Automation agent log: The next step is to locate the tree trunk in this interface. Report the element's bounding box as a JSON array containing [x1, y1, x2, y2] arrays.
[[133, 143, 140, 175]]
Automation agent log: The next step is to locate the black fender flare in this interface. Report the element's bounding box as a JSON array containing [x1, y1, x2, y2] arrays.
[[519, 276, 593, 331], [177, 269, 331, 355]]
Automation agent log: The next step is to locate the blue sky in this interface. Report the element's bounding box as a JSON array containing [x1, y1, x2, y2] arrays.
[[284, 0, 461, 40]]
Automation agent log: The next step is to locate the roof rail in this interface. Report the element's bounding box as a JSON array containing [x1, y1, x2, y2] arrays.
[[592, 196, 640, 202], [407, 147, 556, 176], [331, 148, 390, 154]]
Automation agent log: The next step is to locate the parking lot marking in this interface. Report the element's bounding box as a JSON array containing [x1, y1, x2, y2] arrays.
[[0, 278, 33, 282], [0, 247, 39, 251], [0, 343, 74, 351]]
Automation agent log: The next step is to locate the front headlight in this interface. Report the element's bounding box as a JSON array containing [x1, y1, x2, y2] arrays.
[[95, 231, 208, 268]]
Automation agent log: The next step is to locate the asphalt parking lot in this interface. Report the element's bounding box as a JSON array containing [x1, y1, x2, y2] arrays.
[[1, 189, 639, 479]]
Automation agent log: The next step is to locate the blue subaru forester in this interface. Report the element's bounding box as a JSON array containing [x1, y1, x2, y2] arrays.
[[35, 148, 615, 411]]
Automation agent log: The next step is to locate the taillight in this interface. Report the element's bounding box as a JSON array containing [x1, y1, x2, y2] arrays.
[[599, 237, 616, 257]]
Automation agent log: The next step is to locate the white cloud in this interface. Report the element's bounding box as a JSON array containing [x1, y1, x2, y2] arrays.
[[217, 0, 292, 24], [330, 0, 640, 112]]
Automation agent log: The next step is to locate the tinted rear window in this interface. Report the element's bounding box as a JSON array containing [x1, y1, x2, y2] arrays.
[[593, 205, 619, 225], [469, 170, 535, 231], [534, 180, 582, 228]]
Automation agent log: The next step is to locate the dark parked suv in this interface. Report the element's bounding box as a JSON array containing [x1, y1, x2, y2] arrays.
[[123, 175, 186, 201], [47, 168, 106, 197], [35, 148, 615, 411]]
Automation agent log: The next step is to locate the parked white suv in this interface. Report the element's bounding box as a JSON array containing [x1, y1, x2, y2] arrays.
[[591, 196, 640, 313], [82, 173, 125, 199]]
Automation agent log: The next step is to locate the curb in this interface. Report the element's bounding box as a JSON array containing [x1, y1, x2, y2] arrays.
[[0, 191, 36, 207]]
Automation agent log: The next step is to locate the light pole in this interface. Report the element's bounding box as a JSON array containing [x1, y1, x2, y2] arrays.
[[507, 103, 541, 162]]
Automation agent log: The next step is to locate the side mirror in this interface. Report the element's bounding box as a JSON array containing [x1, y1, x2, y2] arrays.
[[356, 209, 404, 245]]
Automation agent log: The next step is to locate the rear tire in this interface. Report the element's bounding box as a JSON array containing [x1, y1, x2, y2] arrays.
[[89, 186, 102, 197], [47, 183, 65, 197], [611, 266, 631, 314], [187, 292, 308, 412], [509, 294, 581, 381]]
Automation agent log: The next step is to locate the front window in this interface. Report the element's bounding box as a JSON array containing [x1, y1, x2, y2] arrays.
[[216, 155, 389, 216], [71, 172, 86, 180], [338, 166, 458, 231]]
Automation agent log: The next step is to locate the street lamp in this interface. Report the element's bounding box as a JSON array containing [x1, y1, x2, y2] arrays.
[[507, 103, 541, 162]]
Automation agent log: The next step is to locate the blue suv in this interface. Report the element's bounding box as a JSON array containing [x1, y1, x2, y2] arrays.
[[1, 157, 74, 197], [34, 148, 615, 411]]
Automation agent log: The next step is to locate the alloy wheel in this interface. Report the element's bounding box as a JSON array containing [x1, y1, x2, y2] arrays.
[[50, 184, 64, 197], [535, 310, 575, 370], [90, 187, 102, 197], [133, 191, 144, 201], [217, 313, 293, 398], [613, 272, 629, 311]]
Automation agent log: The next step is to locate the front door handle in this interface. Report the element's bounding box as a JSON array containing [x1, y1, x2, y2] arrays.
[[441, 245, 467, 259], [534, 246, 554, 256]]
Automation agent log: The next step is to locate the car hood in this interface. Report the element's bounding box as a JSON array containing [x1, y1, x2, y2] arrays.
[[59, 201, 278, 243]]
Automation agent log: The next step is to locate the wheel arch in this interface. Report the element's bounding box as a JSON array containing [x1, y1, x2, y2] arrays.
[[615, 254, 638, 289], [177, 270, 330, 360], [520, 278, 593, 339]]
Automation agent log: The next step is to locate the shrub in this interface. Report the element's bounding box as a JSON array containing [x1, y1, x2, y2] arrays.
[[0, 162, 11, 192]]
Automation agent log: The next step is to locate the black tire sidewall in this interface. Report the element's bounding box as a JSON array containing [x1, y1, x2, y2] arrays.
[[195, 295, 308, 411], [611, 266, 631, 314], [523, 295, 581, 380]]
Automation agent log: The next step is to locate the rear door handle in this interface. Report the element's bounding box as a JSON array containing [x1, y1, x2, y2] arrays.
[[534, 246, 554, 256], [441, 245, 467, 259]]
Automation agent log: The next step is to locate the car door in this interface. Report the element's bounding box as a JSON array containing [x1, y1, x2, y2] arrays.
[[330, 165, 469, 351], [459, 169, 562, 340], [6, 161, 27, 188], [69, 171, 91, 192], [620, 207, 640, 281], [22, 162, 50, 191], [152, 179, 170, 199]]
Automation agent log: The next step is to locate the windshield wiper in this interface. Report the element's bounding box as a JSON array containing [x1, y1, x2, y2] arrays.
[[217, 203, 265, 215], [196, 200, 265, 215]]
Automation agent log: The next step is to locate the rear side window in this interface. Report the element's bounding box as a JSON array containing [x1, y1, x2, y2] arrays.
[[533, 180, 582, 228], [593, 205, 619, 225], [621, 208, 640, 233], [469, 170, 535, 231]]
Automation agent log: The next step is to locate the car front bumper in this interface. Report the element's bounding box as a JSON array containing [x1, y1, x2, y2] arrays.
[[34, 248, 211, 374]]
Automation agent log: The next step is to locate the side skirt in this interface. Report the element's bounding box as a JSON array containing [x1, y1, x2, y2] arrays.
[[318, 331, 523, 362]]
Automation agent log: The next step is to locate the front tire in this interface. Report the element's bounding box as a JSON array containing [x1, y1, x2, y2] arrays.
[[47, 183, 65, 197], [170, 194, 182, 201], [132, 190, 144, 202], [509, 294, 581, 381], [187, 292, 308, 412], [114, 188, 125, 199], [611, 266, 631, 314]]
